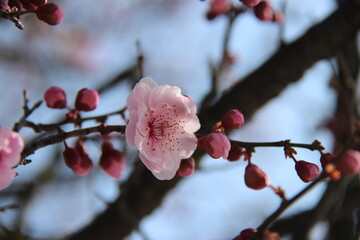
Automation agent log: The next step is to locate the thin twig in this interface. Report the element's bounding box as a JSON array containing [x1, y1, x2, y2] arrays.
[[13, 90, 42, 132], [21, 124, 126, 159], [23, 107, 127, 133]]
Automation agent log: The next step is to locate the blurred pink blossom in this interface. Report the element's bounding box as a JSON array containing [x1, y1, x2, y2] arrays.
[[126, 77, 200, 180], [0, 126, 24, 190]]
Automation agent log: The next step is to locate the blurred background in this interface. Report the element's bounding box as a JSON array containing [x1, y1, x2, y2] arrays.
[[0, 0, 355, 239]]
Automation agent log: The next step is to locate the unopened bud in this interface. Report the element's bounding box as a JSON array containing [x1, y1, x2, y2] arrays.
[[210, 0, 231, 15], [240, 0, 260, 8], [31, 0, 47, 7], [253, 1, 273, 21], [221, 109, 245, 129], [320, 152, 334, 169], [335, 150, 360, 175], [75, 88, 99, 111], [244, 164, 270, 190], [44, 86, 67, 109], [8, 0, 23, 10], [63, 145, 93, 176], [227, 145, 244, 161], [198, 132, 231, 159], [99, 142, 126, 179], [233, 228, 257, 240], [176, 157, 195, 177], [263, 231, 280, 240], [295, 160, 320, 183], [36, 3, 64, 25]]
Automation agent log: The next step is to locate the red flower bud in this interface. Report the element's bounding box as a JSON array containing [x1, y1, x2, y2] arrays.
[[233, 228, 257, 240], [263, 231, 280, 240], [244, 164, 270, 190], [198, 132, 231, 159], [44, 86, 67, 109], [63, 144, 93, 176], [240, 0, 260, 8], [99, 143, 126, 179], [295, 161, 320, 183], [31, 0, 47, 7], [221, 109, 245, 129], [20, 0, 37, 10], [75, 88, 99, 111], [335, 150, 360, 175], [176, 157, 195, 177], [320, 152, 334, 169], [36, 3, 64, 25], [8, 0, 23, 10], [227, 145, 244, 161], [253, 1, 274, 21], [210, 0, 231, 15]]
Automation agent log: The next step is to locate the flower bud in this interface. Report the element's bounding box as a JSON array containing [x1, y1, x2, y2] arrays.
[[233, 228, 257, 240], [240, 0, 260, 8], [263, 231, 280, 240], [210, 0, 231, 15], [20, 0, 37, 10], [99, 142, 126, 179], [244, 164, 270, 190], [44, 86, 67, 109], [253, 1, 274, 21], [8, 0, 23, 10], [63, 145, 92, 176], [227, 145, 244, 161], [295, 161, 320, 183], [36, 3, 64, 25], [198, 132, 231, 159], [31, 0, 47, 7], [221, 109, 245, 129], [75, 88, 99, 111], [320, 152, 334, 169], [335, 150, 360, 175], [176, 157, 195, 177]]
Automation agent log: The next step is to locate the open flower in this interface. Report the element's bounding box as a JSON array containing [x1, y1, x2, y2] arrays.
[[0, 126, 24, 190], [126, 77, 200, 180]]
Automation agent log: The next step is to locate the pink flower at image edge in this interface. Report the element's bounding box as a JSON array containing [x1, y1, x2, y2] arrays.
[[126, 77, 200, 180], [0, 126, 24, 190]]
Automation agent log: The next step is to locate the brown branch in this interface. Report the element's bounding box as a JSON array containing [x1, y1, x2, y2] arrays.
[[69, 1, 360, 239], [21, 125, 125, 159]]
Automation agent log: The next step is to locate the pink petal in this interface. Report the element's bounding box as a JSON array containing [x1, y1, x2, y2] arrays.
[[0, 168, 16, 190]]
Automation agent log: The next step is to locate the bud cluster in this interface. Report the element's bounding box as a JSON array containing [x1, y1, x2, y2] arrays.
[[0, 0, 64, 26], [63, 137, 126, 179], [44, 86, 100, 121]]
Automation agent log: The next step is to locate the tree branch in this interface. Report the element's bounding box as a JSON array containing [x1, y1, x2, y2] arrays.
[[69, 1, 360, 239]]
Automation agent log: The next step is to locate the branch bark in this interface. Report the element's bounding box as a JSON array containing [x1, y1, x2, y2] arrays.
[[69, 1, 360, 239]]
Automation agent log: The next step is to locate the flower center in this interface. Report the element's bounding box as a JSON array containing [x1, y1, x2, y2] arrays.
[[146, 103, 186, 152]]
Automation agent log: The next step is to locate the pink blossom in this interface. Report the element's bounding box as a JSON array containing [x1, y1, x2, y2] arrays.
[[0, 126, 24, 190], [126, 77, 200, 180]]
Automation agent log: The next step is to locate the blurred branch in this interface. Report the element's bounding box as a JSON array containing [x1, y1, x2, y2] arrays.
[[68, 1, 360, 239], [22, 125, 125, 159], [0, 8, 24, 30]]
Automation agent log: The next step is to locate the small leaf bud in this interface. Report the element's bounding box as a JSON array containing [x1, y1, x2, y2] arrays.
[[227, 145, 244, 161], [240, 0, 260, 8]]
